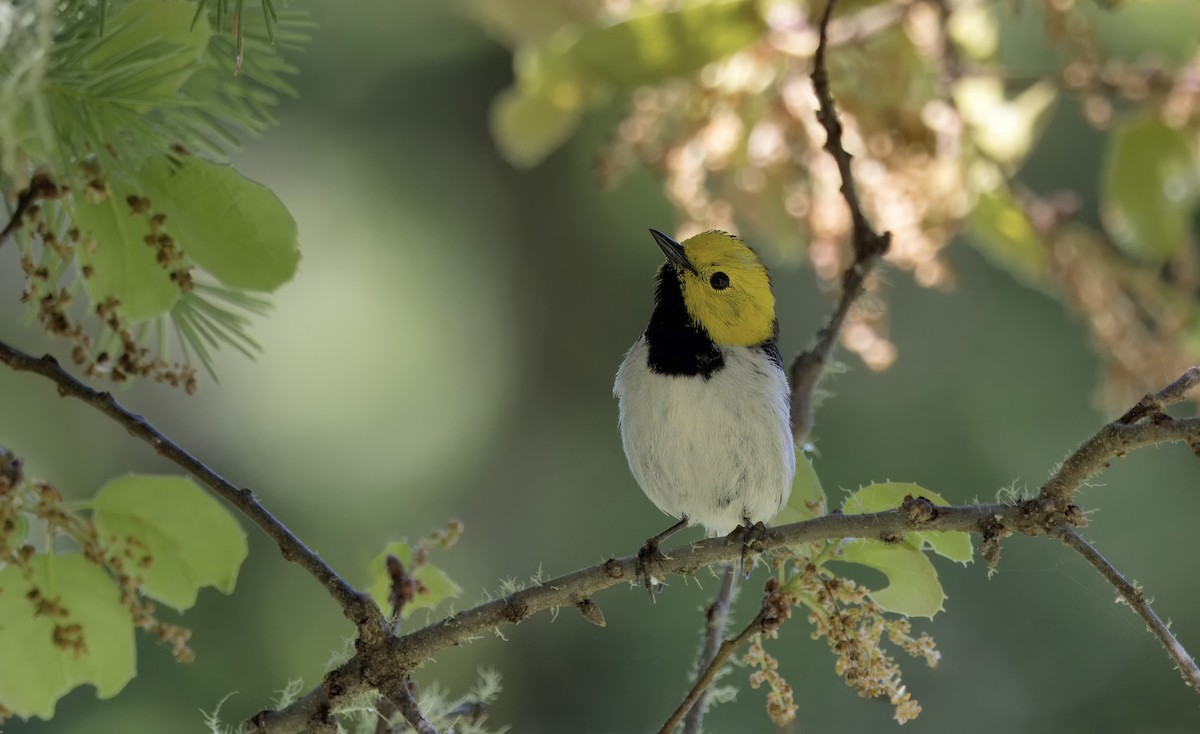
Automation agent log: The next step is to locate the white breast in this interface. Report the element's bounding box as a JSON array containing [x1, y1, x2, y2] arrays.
[[613, 337, 796, 536]]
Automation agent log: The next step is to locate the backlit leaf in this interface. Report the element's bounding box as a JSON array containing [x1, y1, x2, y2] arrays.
[[491, 0, 765, 166], [0, 554, 135, 719], [956, 77, 1057, 167], [138, 156, 300, 291], [541, 0, 765, 89], [842, 482, 973, 564], [490, 85, 585, 169], [834, 540, 945, 618], [93, 474, 248, 611], [775, 453, 826, 524], [366, 542, 462, 620], [966, 183, 1049, 288], [1102, 115, 1200, 262], [74, 186, 181, 322]]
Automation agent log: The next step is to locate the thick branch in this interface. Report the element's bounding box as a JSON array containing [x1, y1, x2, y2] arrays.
[[0, 339, 386, 639], [252, 369, 1200, 732], [249, 501, 1026, 733], [788, 0, 893, 445], [1057, 526, 1200, 690]]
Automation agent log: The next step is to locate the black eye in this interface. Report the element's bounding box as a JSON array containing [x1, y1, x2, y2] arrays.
[[710, 271, 730, 290]]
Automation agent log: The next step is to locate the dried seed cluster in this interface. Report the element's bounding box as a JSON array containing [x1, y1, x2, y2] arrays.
[[0, 445, 196, 725], [13, 167, 199, 393]]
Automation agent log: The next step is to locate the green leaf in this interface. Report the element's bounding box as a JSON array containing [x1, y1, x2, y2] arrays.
[[5, 512, 30, 548], [365, 542, 462, 620], [93, 474, 248, 611], [139, 156, 300, 291], [946, 5, 999, 61], [1102, 115, 1200, 262], [74, 186, 182, 322], [841, 482, 973, 564], [955, 77, 1057, 168], [0, 554, 135, 719], [491, 0, 765, 166], [834, 540, 945, 618], [540, 0, 765, 89], [966, 182, 1049, 288], [490, 85, 586, 169], [78, 0, 212, 108], [774, 453, 826, 523]]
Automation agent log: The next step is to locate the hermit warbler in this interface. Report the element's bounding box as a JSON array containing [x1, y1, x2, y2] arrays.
[[614, 229, 796, 588]]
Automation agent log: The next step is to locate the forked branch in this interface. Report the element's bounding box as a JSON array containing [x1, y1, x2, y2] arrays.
[[789, 0, 893, 445]]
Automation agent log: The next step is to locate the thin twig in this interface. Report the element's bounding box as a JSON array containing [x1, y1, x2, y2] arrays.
[[381, 676, 440, 734], [373, 697, 399, 734], [1057, 526, 1200, 690], [0, 338, 386, 640], [681, 564, 738, 734], [0, 175, 54, 249], [789, 0, 893, 445], [1040, 366, 1200, 507], [659, 606, 771, 734]]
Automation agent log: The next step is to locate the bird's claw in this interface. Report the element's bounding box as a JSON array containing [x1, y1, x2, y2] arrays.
[[636, 540, 666, 601], [729, 521, 768, 579]]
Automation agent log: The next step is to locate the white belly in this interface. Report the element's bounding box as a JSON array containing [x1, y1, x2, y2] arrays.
[[613, 337, 796, 536]]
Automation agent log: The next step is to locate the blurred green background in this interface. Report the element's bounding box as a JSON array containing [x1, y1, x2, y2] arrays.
[[3, 1, 1200, 732]]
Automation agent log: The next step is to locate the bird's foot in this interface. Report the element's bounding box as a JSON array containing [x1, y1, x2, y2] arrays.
[[728, 520, 769, 579], [635, 539, 666, 601], [635, 516, 689, 601]]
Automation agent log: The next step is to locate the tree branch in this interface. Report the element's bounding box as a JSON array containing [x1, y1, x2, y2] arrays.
[[1056, 526, 1200, 690], [1040, 366, 1200, 507], [379, 677, 439, 734], [0, 174, 56, 249], [681, 564, 738, 734], [249, 368, 1200, 733], [0, 339, 386, 640], [789, 0, 893, 446], [661, 602, 771, 734]]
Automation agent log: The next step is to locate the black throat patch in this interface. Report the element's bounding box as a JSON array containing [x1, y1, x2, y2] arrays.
[[644, 265, 725, 379]]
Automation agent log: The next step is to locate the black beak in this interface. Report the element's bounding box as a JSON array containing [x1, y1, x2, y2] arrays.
[[649, 228, 698, 276]]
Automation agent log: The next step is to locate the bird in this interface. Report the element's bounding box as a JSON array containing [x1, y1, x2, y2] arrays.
[[614, 228, 796, 592]]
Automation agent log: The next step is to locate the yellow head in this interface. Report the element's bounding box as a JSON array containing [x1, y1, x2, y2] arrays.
[[650, 229, 776, 347]]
